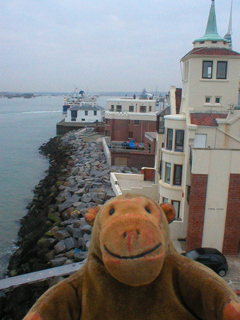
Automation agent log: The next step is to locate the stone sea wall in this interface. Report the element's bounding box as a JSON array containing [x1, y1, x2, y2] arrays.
[[0, 130, 139, 320]]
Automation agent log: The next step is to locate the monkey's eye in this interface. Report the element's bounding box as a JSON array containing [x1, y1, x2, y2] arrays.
[[145, 206, 151, 214], [109, 208, 115, 215]]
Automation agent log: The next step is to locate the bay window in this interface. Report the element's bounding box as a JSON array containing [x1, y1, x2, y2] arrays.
[[165, 162, 171, 184], [173, 165, 182, 186], [175, 130, 184, 152], [166, 129, 173, 150]]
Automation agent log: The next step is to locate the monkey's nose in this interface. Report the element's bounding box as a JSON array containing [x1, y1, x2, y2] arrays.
[[123, 230, 140, 238]]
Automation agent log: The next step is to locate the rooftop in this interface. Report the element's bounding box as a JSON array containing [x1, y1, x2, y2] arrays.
[[117, 177, 153, 190], [70, 105, 103, 111], [190, 113, 228, 126], [182, 47, 240, 61], [193, 0, 229, 44]]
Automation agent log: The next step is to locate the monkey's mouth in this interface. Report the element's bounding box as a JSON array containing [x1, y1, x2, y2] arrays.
[[104, 243, 162, 260]]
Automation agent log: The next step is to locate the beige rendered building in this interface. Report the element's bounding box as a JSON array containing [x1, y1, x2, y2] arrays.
[[158, 0, 240, 254], [110, 1, 240, 254]]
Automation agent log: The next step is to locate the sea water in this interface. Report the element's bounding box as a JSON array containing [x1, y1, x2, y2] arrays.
[[0, 95, 110, 278], [0, 95, 63, 277]]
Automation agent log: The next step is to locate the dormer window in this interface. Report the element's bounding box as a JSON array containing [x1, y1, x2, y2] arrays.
[[202, 61, 213, 79], [217, 61, 227, 79]]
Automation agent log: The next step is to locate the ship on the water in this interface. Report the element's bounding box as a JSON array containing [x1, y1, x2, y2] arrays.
[[63, 89, 100, 113]]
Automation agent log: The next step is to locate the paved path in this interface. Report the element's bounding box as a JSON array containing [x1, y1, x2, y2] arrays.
[[224, 254, 240, 292]]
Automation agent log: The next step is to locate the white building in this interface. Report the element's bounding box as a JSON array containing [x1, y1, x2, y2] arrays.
[[107, 97, 156, 113], [65, 103, 104, 123]]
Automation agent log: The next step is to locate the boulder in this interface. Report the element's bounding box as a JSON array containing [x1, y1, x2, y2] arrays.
[[74, 251, 87, 262], [54, 240, 67, 254], [50, 257, 68, 267], [54, 230, 71, 241], [64, 237, 75, 251]]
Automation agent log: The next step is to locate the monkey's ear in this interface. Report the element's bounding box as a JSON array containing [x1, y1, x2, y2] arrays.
[[85, 206, 102, 226], [159, 203, 176, 224]]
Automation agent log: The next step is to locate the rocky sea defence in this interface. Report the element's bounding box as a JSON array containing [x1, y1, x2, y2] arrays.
[[0, 130, 139, 319]]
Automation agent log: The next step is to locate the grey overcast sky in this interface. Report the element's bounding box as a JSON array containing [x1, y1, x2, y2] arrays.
[[1, 0, 239, 93]]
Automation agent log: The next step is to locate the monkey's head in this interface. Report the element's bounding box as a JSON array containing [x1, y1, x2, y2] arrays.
[[85, 194, 175, 287]]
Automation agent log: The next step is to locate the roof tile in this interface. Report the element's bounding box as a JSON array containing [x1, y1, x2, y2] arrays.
[[190, 113, 227, 126]]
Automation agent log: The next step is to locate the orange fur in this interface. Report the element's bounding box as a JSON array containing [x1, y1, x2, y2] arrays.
[[24, 194, 240, 320]]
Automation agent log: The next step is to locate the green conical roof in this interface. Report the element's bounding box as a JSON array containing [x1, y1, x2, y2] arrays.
[[193, 0, 229, 43], [224, 0, 233, 49]]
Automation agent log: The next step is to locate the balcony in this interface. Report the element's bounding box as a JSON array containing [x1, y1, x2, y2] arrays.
[[110, 141, 147, 153], [110, 168, 158, 201]]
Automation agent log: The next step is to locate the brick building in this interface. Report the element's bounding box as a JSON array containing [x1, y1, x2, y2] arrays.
[[104, 92, 159, 168]]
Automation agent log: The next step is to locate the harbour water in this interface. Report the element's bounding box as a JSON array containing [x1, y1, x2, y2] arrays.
[[0, 95, 110, 278]]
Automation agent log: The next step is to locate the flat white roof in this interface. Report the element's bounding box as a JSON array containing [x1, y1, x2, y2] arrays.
[[165, 114, 186, 120], [107, 99, 156, 102]]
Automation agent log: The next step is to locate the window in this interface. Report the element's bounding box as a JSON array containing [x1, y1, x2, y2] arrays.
[[140, 106, 146, 113], [166, 129, 173, 150], [194, 134, 207, 148], [215, 97, 221, 104], [110, 105, 114, 111], [71, 110, 77, 118], [187, 186, 191, 204], [183, 61, 189, 81], [157, 116, 164, 134], [129, 132, 133, 138], [81, 118, 85, 121], [94, 110, 97, 116], [165, 162, 171, 184], [71, 110, 77, 121], [171, 200, 180, 219], [149, 106, 152, 112], [105, 130, 110, 136], [202, 61, 213, 79], [159, 160, 162, 178], [162, 197, 168, 203], [105, 119, 110, 125], [173, 165, 182, 186], [129, 106, 134, 112], [85, 111, 88, 116], [116, 105, 122, 112], [175, 130, 184, 152], [134, 120, 139, 125], [217, 61, 227, 79], [205, 97, 211, 103]]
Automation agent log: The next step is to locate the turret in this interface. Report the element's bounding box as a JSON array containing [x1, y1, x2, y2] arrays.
[[193, 0, 231, 49], [224, 1, 233, 49]]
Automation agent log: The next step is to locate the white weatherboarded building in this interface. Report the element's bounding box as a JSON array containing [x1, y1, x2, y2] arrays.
[[65, 104, 104, 123]]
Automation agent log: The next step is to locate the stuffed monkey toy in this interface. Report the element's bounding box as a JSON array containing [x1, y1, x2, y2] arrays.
[[24, 194, 240, 320]]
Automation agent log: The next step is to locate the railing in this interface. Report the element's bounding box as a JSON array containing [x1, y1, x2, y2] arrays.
[[110, 142, 148, 153]]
